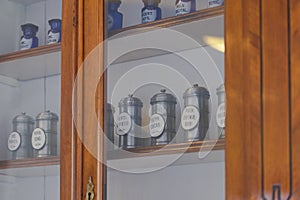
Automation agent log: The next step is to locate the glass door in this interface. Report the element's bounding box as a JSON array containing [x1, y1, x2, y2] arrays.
[[102, 0, 225, 199]]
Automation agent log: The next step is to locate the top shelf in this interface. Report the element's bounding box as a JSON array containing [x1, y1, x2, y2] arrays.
[[0, 43, 61, 63], [107, 7, 224, 64], [108, 6, 224, 38]]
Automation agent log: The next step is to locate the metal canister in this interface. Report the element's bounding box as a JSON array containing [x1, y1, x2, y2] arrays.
[[182, 84, 210, 142], [117, 95, 143, 148], [32, 110, 59, 157], [8, 112, 34, 159], [150, 89, 177, 145], [216, 84, 226, 138], [105, 103, 115, 149]]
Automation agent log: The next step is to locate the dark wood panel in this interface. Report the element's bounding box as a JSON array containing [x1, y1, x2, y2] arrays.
[[262, 0, 291, 198], [225, 0, 263, 199], [290, 0, 300, 198], [0, 156, 59, 169], [0, 43, 61, 63]]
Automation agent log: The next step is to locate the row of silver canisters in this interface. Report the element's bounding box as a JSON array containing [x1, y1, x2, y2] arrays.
[[105, 84, 226, 149], [7, 111, 58, 160]]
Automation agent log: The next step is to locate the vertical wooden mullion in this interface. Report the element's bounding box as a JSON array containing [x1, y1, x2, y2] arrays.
[[290, 0, 300, 199], [261, 0, 291, 198], [61, 0, 80, 199], [225, 0, 262, 199]]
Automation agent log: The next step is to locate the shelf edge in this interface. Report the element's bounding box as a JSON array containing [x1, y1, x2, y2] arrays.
[[0, 43, 61, 63], [0, 156, 60, 170]]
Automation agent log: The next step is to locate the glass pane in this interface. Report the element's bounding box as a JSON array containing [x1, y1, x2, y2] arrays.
[[104, 0, 224, 199], [0, 0, 62, 199]]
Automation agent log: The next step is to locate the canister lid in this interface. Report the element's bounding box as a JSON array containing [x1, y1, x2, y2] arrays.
[[48, 18, 62, 25], [183, 84, 210, 99], [216, 84, 225, 94], [21, 23, 39, 32], [150, 89, 177, 105], [36, 110, 59, 121], [118, 94, 143, 107], [13, 112, 34, 124]]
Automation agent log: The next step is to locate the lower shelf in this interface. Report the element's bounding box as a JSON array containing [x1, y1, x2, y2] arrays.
[[0, 156, 60, 170], [0, 157, 60, 179], [108, 138, 225, 160], [106, 139, 225, 172]]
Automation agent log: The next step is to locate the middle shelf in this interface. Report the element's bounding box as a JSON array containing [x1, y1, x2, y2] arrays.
[[108, 138, 225, 160], [0, 43, 61, 82]]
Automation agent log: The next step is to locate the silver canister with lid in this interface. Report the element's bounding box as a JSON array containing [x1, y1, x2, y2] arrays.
[[32, 110, 59, 157], [105, 103, 115, 149], [216, 84, 225, 138], [117, 94, 143, 148], [182, 84, 210, 142], [150, 89, 177, 145], [8, 112, 34, 159]]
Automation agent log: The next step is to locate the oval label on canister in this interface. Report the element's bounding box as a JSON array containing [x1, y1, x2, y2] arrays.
[[150, 113, 165, 137], [8, 132, 21, 151], [117, 112, 132, 135], [216, 102, 226, 128], [181, 106, 200, 130], [31, 128, 46, 150]]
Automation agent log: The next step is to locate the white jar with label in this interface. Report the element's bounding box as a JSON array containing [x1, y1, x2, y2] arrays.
[[150, 89, 177, 145], [117, 95, 144, 148], [8, 113, 34, 159], [182, 84, 210, 142], [216, 84, 225, 138], [32, 111, 59, 157]]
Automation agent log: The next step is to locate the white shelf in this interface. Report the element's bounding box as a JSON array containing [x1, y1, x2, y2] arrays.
[[107, 150, 224, 173], [0, 50, 61, 81], [0, 165, 59, 179]]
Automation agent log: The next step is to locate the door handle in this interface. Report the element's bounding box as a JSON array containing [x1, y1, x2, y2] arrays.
[[86, 176, 95, 200]]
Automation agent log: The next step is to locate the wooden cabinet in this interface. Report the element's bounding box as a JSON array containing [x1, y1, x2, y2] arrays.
[[59, 0, 300, 199]]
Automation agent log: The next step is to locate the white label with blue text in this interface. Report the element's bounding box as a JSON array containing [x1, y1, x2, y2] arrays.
[[176, 1, 192, 16], [181, 106, 200, 130], [20, 37, 32, 50], [216, 103, 226, 128], [117, 112, 132, 135], [150, 113, 165, 137], [48, 32, 60, 44], [8, 132, 21, 151], [142, 9, 157, 23], [32, 128, 46, 150], [208, 0, 224, 8]]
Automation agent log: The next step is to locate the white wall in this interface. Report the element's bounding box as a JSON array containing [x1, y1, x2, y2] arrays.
[[0, 175, 59, 200], [108, 161, 225, 200], [0, 0, 62, 54], [0, 75, 61, 160]]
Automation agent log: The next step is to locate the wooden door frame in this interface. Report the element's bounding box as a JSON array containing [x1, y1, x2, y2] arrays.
[[61, 0, 105, 199]]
